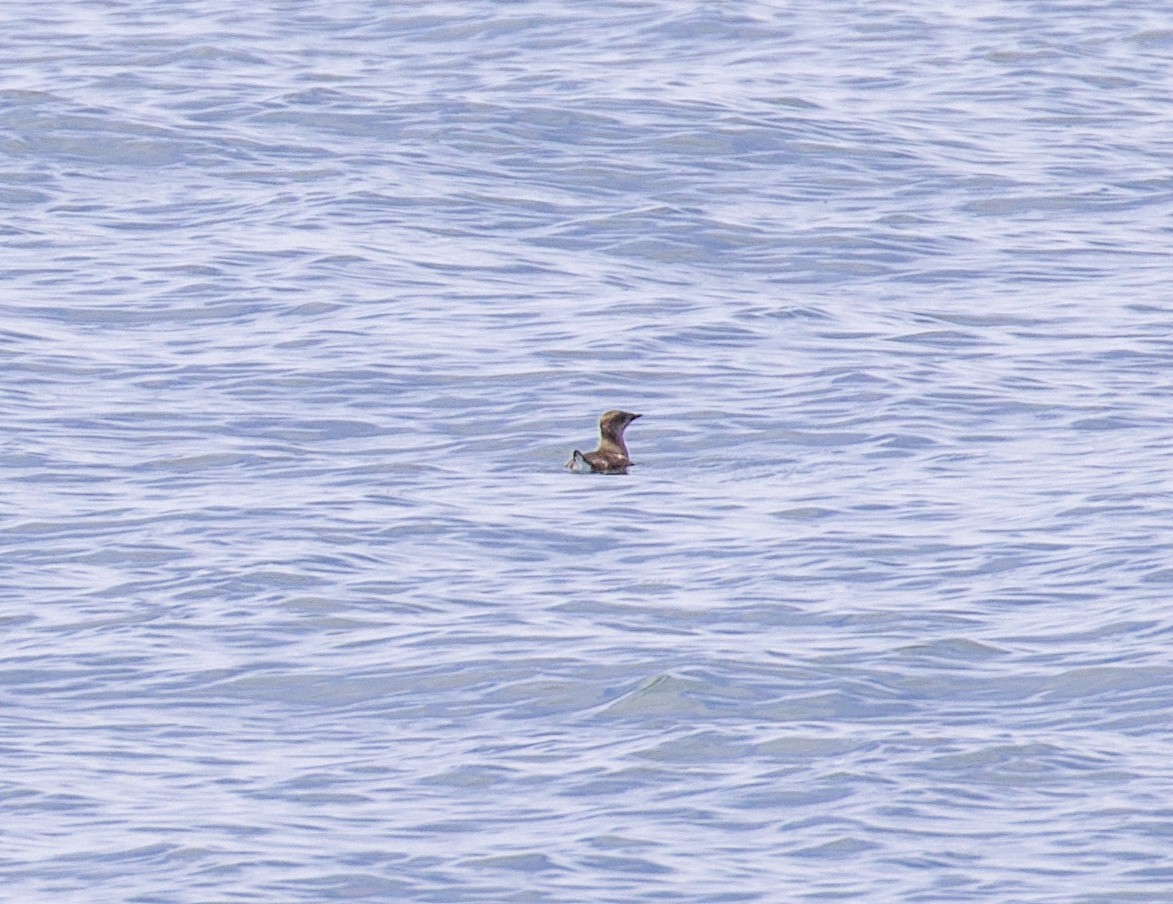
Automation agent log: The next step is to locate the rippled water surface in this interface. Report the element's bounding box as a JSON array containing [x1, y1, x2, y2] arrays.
[[4, 2, 1173, 901]]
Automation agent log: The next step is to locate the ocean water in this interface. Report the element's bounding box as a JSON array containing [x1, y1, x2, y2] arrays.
[[4, 1, 1173, 901]]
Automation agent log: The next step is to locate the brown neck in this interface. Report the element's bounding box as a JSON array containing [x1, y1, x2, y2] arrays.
[[598, 431, 628, 458]]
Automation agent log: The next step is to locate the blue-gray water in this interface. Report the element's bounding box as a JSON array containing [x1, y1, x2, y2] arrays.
[[4, 2, 1173, 902]]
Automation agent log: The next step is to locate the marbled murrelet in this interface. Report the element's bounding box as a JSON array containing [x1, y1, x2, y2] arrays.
[[566, 410, 641, 474]]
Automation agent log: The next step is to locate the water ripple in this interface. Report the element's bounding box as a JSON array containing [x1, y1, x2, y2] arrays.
[[3, 1, 1173, 902]]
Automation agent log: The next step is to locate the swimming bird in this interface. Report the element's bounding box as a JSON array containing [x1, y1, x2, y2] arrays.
[[566, 410, 641, 474]]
